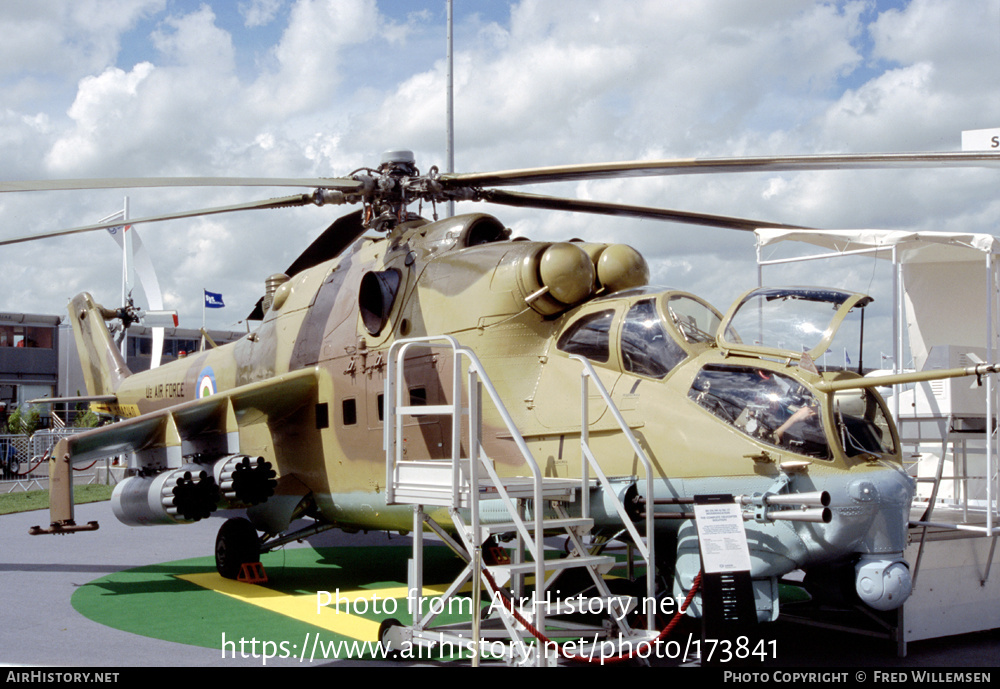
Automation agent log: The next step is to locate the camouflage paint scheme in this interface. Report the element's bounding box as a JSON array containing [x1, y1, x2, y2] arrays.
[[49, 211, 921, 617]]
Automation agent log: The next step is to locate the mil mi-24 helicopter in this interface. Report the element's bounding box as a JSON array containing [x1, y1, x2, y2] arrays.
[[8, 149, 1000, 631]]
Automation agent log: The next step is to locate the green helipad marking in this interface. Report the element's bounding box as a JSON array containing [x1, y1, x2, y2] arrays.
[[71, 545, 469, 661]]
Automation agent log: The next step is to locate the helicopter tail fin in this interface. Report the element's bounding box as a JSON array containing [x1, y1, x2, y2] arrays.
[[67, 292, 132, 397]]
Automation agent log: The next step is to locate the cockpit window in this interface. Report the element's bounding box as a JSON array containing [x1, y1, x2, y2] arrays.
[[833, 389, 896, 456], [621, 300, 686, 378], [557, 309, 614, 363], [666, 295, 723, 344], [688, 364, 830, 459]]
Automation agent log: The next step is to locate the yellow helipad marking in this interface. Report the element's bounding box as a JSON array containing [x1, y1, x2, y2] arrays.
[[179, 572, 451, 641]]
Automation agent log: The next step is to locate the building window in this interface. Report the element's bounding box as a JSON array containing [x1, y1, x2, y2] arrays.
[[0, 325, 54, 348]]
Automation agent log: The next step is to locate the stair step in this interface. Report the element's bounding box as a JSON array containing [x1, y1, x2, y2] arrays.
[[498, 554, 616, 576], [391, 469, 582, 507], [474, 517, 594, 537], [477, 476, 580, 501]]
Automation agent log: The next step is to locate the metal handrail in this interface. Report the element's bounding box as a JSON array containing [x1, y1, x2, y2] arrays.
[[385, 337, 663, 663], [384, 336, 547, 588], [570, 355, 657, 631], [385, 336, 551, 664]]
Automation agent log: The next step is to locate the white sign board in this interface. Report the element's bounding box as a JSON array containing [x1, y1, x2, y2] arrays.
[[693, 500, 752, 573], [962, 128, 1000, 151]]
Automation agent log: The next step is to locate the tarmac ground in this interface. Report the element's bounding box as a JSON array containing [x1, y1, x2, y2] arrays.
[[2, 498, 999, 671]]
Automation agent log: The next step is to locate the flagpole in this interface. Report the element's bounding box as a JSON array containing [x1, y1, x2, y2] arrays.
[[201, 287, 206, 351], [120, 197, 129, 358], [446, 0, 455, 218], [120, 197, 126, 311]]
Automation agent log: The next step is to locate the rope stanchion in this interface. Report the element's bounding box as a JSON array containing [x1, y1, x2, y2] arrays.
[[11, 450, 50, 476]]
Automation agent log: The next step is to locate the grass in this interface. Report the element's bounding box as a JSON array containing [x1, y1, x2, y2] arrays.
[[0, 484, 113, 515]]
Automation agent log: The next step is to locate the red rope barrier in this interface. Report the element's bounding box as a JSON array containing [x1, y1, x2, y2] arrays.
[[480, 567, 703, 665]]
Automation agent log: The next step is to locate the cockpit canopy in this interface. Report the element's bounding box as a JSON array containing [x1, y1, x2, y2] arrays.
[[718, 286, 873, 365], [554, 285, 897, 463], [556, 287, 722, 378]]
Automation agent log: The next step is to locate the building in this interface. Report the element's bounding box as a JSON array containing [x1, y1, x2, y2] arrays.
[[0, 312, 61, 419], [0, 311, 243, 428]]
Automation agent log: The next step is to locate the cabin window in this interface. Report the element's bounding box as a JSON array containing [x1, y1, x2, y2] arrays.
[[409, 387, 427, 406], [620, 299, 686, 378], [557, 310, 614, 363], [341, 399, 356, 426]]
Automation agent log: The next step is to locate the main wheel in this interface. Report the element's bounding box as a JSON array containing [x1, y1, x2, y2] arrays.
[[215, 517, 260, 579]]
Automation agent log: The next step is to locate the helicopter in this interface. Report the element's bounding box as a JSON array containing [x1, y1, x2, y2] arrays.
[[11, 148, 1000, 629]]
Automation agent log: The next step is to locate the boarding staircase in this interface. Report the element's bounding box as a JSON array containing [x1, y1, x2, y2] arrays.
[[383, 337, 658, 666]]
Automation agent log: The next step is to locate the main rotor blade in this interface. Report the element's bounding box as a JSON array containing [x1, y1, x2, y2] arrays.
[[445, 151, 1000, 188], [0, 193, 322, 247], [0, 177, 361, 193], [478, 189, 808, 232]]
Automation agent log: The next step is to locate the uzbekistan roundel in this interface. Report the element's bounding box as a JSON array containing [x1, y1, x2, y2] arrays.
[[197, 366, 217, 398]]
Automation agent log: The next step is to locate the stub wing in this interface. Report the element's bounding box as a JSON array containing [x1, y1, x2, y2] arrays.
[[30, 368, 321, 534]]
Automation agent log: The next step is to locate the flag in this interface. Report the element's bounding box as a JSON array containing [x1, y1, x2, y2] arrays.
[[101, 209, 127, 240], [106, 222, 131, 239], [204, 290, 225, 308]]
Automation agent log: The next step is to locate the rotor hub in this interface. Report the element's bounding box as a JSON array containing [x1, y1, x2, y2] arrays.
[[380, 149, 417, 172]]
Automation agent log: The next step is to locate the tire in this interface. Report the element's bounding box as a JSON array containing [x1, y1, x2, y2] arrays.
[[215, 517, 260, 579], [378, 618, 403, 660]]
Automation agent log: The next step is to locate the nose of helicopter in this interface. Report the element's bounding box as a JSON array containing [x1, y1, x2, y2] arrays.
[[833, 463, 916, 610], [844, 466, 915, 550]]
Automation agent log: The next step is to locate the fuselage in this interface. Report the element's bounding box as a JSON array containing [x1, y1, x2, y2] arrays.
[[94, 213, 914, 606]]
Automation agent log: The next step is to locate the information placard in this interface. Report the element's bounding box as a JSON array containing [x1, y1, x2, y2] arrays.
[[693, 496, 752, 574]]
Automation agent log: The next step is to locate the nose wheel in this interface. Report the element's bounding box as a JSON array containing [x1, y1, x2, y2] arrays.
[[215, 517, 261, 579]]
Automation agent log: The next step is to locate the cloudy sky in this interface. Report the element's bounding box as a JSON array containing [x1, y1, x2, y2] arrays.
[[1, 0, 999, 358]]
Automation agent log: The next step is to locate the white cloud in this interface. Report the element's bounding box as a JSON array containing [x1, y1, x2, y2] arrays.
[[0, 2, 164, 78], [247, 0, 384, 116], [240, 0, 284, 28], [45, 63, 155, 173], [1, 0, 1000, 338], [151, 4, 237, 72]]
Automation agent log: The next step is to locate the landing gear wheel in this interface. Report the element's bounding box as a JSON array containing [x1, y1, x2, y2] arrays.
[[215, 517, 260, 579], [378, 618, 403, 660]]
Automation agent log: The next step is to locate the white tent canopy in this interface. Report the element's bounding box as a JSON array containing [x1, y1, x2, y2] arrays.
[[755, 229, 999, 263], [755, 229, 999, 371]]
